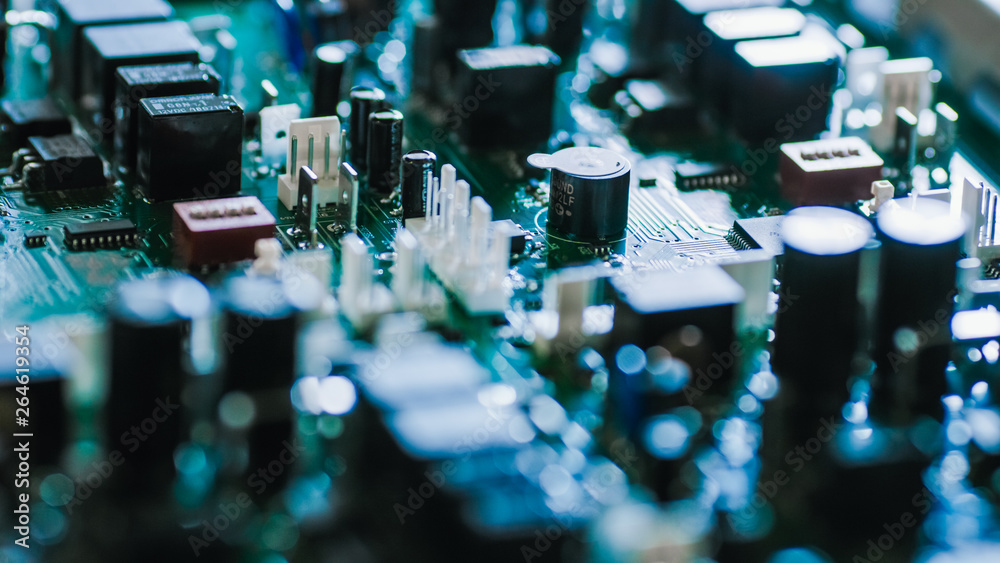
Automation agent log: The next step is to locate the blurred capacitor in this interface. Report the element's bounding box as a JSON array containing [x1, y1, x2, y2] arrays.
[[367, 109, 404, 194], [873, 197, 967, 421], [773, 207, 873, 425], [108, 275, 210, 497], [348, 86, 386, 172], [401, 150, 436, 219], [311, 41, 353, 117]]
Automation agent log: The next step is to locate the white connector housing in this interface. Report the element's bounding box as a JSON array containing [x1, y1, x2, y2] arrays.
[[278, 116, 342, 210], [260, 104, 301, 168]]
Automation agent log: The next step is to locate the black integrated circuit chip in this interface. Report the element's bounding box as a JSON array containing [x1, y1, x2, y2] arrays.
[[63, 218, 138, 251]]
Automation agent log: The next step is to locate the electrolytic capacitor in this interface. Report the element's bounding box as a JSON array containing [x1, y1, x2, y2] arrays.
[[367, 109, 404, 194], [401, 150, 436, 219], [528, 147, 632, 242], [311, 42, 351, 117], [348, 86, 386, 172], [108, 275, 210, 497], [772, 207, 873, 427], [873, 197, 967, 422]]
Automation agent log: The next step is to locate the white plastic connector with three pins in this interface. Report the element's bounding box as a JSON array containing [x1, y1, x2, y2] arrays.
[[277, 116, 343, 210]]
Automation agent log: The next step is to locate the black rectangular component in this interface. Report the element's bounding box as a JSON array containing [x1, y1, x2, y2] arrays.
[[63, 219, 138, 251], [454, 45, 560, 150], [730, 32, 842, 144], [0, 98, 73, 146], [25, 135, 105, 192], [137, 94, 245, 202], [80, 20, 202, 138], [49, 0, 174, 101], [674, 162, 746, 191], [114, 63, 222, 172], [727, 216, 785, 256], [24, 232, 47, 248]]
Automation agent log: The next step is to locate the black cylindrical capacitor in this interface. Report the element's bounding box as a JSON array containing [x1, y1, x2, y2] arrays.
[[221, 276, 302, 498], [222, 276, 300, 392], [311, 42, 351, 117], [528, 147, 632, 242], [367, 109, 404, 194], [401, 150, 436, 219], [107, 275, 210, 497], [873, 197, 966, 422], [307, 0, 351, 44], [772, 207, 873, 430], [348, 86, 386, 172]]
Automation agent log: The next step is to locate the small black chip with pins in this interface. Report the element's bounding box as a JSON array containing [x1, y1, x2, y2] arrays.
[[24, 232, 47, 248], [23, 135, 105, 192], [64, 219, 138, 251]]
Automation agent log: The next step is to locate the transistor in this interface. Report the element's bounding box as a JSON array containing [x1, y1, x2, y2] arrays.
[[136, 93, 245, 202], [528, 147, 632, 243], [24, 232, 47, 248], [114, 62, 222, 172], [22, 135, 105, 192], [63, 218, 138, 251], [295, 166, 320, 248], [80, 20, 203, 133]]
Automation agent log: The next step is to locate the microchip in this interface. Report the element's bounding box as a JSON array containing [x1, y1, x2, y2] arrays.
[[80, 20, 202, 129], [64, 219, 138, 251], [674, 162, 747, 191], [137, 94, 245, 202], [0, 98, 73, 146], [24, 135, 105, 192], [727, 216, 785, 257], [114, 62, 222, 172], [173, 196, 276, 268], [24, 231, 47, 248], [779, 137, 885, 205]]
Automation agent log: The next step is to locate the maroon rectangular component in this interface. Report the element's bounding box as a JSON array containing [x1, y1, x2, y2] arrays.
[[779, 137, 884, 206], [173, 196, 276, 268]]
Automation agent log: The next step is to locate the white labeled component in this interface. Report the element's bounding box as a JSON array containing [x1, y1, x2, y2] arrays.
[[260, 104, 301, 168], [278, 116, 343, 210]]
